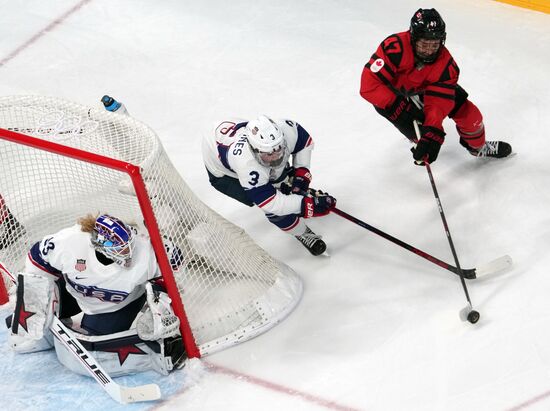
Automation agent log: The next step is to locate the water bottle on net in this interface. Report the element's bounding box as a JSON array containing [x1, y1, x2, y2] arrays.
[[101, 95, 129, 115]]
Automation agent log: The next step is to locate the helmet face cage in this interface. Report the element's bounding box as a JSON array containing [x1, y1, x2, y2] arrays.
[[251, 140, 288, 167], [91, 214, 135, 267], [410, 8, 446, 63]]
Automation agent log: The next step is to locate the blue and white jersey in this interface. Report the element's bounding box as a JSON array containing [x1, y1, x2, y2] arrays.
[[26, 224, 159, 315], [202, 118, 314, 216]]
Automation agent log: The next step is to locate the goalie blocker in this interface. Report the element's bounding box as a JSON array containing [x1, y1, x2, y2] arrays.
[[7, 272, 186, 377]]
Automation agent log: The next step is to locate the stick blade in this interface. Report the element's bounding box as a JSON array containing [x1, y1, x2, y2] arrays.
[[118, 383, 161, 403], [475, 255, 512, 278]]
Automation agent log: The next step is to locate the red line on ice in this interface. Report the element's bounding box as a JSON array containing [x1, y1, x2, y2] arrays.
[[205, 361, 362, 411], [0, 0, 94, 67], [505, 389, 550, 411]]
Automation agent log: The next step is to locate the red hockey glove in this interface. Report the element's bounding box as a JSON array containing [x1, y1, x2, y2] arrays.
[[301, 193, 337, 218], [291, 167, 312, 194], [411, 126, 445, 164]]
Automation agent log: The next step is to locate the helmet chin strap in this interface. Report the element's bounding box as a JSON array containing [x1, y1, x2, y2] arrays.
[[413, 41, 442, 64], [415, 52, 437, 64]]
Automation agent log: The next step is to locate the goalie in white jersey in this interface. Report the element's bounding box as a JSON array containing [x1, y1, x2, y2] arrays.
[[5, 96, 186, 378], [203, 115, 336, 256], [7, 212, 187, 377]]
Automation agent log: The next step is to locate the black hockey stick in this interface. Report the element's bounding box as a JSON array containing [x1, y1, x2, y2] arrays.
[[312, 182, 510, 280], [331, 207, 481, 278], [412, 120, 479, 323], [331, 208, 510, 279]]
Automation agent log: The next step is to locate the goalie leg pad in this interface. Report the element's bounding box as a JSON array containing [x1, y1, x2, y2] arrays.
[[53, 327, 186, 377], [8, 273, 59, 353]]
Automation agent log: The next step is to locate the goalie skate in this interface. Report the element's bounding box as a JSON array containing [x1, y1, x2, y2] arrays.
[[295, 226, 326, 256]]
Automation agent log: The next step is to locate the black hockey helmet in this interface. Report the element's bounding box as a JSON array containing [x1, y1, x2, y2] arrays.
[[410, 8, 446, 63]]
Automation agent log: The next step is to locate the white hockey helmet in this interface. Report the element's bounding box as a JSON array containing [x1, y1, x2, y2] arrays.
[[246, 115, 287, 167]]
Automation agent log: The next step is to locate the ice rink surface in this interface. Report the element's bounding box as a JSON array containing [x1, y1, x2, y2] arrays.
[[1, 0, 550, 410]]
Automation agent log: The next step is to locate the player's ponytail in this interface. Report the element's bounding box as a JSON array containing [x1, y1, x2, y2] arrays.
[[77, 213, 99, 233]]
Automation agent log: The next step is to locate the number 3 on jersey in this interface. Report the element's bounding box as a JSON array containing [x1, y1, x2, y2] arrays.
[[42, 237, 55, 255], [248, 171, 259, 186]]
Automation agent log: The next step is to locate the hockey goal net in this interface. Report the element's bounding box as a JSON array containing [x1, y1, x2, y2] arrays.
[[0, 95, 302, 357]]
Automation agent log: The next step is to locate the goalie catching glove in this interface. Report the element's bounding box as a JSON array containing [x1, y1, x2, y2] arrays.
[[136, 282, 180, 341]]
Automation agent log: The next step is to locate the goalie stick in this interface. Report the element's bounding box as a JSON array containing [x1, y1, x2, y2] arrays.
[[331, 208, 511, 279], [50, 316, 161, 404]]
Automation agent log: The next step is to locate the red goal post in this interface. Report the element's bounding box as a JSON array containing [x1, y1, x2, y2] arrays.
[[0, 126, 198, 356], [0, 96, 303, 358]]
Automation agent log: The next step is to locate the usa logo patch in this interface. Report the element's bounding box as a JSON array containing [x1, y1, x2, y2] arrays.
[[75, 259, 87, 272]]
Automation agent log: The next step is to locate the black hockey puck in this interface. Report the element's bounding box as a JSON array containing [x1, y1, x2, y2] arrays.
[[467, 310, 480, 324]]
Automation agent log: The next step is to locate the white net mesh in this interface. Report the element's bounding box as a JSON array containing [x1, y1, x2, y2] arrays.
[[0, 95, 302, 356]]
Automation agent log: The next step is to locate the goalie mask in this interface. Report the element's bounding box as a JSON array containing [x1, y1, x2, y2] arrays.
[[246, 115, 288, 168], [91, 214, 135, 267]]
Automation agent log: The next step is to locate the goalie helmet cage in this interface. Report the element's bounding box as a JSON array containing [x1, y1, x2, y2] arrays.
[[0, 95, 303, 358]]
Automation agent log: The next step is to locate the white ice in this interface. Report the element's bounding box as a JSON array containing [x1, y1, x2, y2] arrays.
[[1, 0, 550, 410]]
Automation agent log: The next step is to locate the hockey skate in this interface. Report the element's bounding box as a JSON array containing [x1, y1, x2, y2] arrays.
[[0, 215, 26, 250], [295, 226, 327, 256], [468, 141, 512, 158]]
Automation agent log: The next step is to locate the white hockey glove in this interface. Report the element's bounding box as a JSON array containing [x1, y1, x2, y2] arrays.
[[136, 282, 180, 341]]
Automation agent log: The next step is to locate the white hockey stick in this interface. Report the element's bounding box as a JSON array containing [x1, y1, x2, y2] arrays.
[[0, 260, 161, 403], [50, 316, 161, 404], [473, 254, 513, 278]]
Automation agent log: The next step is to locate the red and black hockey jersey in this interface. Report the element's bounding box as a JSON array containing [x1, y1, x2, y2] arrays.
[[360, 30, 459, 132]]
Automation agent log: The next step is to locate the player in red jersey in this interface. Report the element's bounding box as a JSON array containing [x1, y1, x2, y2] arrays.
[[360, 8, 512, 164]]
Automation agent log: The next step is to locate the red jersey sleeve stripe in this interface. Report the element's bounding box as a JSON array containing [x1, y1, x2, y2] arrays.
[[258, 194, 276, 208]]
